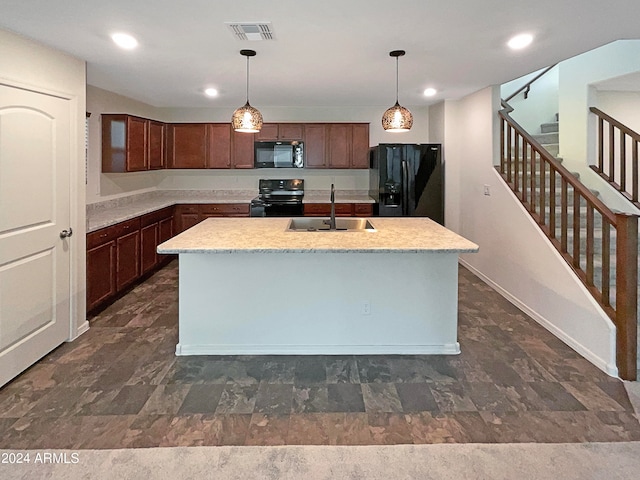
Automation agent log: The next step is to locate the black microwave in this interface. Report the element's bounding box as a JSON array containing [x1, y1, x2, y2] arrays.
[[254, 141, 304, 168]]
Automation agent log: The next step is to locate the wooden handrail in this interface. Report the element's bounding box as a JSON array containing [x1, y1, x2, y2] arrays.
[[590, 107, 640, 207], [499, 110, 617, 225], [504, 65, 557, 103], [591, 107, 640, 142], [498, 104, 638, 380]]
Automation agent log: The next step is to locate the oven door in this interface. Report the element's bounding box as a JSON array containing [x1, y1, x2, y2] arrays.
[[264, 202, 304, 217]]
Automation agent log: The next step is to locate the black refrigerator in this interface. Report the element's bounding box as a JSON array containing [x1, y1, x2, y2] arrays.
[[369, 144, 443, 224]]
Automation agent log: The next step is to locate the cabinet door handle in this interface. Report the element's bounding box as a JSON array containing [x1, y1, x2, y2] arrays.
[[59, 227, 73, 239], [99, 233, 108, 238], [123, 225, 130, 229]]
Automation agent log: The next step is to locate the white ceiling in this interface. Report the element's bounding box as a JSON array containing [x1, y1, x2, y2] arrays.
[[1, 0, 639, 108]]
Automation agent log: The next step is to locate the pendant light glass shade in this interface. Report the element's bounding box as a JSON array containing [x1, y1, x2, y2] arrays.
[[382, 50, 412, 132], [232, 50, 263, 133], [232, 102, 263, 133], [382, 102, 413, 132]]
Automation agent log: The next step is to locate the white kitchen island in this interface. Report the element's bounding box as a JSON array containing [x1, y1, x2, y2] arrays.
[[157, 217, 478, 356]]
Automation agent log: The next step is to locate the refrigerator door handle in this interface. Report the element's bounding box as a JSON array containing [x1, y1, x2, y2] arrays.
[[401, 159, 409, 216]]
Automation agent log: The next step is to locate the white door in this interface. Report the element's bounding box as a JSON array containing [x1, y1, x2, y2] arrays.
[[0, 84, 72, 387]]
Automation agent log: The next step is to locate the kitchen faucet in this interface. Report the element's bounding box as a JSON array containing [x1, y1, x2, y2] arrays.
[[323, 183, 337, 230]]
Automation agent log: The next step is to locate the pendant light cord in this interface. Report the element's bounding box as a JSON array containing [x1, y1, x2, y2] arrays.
[[395, 55, 399, 103], [246, 55, 250, 103]]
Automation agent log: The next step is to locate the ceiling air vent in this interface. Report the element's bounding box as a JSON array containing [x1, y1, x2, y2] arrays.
[[225, 22, 274, 41]]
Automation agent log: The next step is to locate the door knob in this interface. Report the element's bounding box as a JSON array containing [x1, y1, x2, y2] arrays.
[[60, 228, 73, 239]]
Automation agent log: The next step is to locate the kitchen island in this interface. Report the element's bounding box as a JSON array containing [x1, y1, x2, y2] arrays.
[[157, 217, 478, 356]]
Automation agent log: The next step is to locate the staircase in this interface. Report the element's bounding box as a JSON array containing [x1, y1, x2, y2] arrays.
[[499, 104, 638, 380], [534, 115, 560, 158], [535, 117, 640, 375]]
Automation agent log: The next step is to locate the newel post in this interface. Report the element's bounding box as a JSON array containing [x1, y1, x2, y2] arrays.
[[615, 213, 638, 380]]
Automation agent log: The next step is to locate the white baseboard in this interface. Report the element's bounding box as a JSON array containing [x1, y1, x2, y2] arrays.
[[459, 258, 618, 377], [175, 343, 461, 356], [68, 320, 90, 341]]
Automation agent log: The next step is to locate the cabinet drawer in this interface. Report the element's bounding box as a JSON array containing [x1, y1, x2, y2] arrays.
[[112, 218, 141, 238], [303, 203, 329, 216], [177, 204, 200, 214], [354, 203, 373, 216], [87, 225, 119, 249], [87, 218, 140, 250], [200, 203, 250, 216], [303, 203, 353, 216]]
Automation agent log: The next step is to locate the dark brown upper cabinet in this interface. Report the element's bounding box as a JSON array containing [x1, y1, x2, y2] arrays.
[[103, 117, 368, 172], [208, 123, 232, 168], [148, 120, 165, 169], [255, 123, 304, 141], [303, 124, 328, 168], [351, 123, 370, 169], [168, 123, 209, 169], [102, 114, 148, 172], [231, 129, 255, 168], [303, 123, 369, 169], [167, 122, 253, 169]]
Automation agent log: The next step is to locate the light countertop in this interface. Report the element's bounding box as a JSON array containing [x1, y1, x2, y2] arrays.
[[87, 190, 375, 233], [157, 217, 479, 254]]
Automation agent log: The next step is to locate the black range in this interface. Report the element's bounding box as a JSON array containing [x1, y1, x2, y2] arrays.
[[250, 179, 304, 217]]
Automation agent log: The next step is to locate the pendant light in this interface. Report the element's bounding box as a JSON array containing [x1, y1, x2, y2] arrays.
[[381, 50, 413, 132], [232, 49, 263, 133]]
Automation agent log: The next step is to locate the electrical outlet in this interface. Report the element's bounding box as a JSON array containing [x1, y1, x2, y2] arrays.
[[483, 184, 491, 196], [362, 301, 371, 315]]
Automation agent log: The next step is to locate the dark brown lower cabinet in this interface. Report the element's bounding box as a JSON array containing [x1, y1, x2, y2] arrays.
[[303, 203, 373, 217], [116, 229, 140, 290], [86, 241, 116, 311], [87, 217, 140, 312], [140, 206, 175, 274], [140, 223, 158, 275], [175, 205, 201, 233], [87, 203, 256, 313], [87, 208, 174, 314], [159, 216, 174, 245], [175, 203, 250, 233]]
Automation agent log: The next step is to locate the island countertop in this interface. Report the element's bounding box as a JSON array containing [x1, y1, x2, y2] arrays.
[[157, 217, 479, 254]]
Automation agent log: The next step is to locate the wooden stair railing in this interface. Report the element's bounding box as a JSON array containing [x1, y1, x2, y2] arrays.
[[504, 65, 557, 103], [590, 106, 640, 208], [499, 102, 638, 380]]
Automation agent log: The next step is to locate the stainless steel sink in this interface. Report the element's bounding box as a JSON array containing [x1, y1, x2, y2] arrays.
[[287, 217, 376, 232]]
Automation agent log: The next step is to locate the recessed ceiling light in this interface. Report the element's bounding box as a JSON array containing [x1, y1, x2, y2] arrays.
[[204, 88, 218, 97], [423, 88, 437, 97], [111, 33, 138, 50], [507, 33, 533, 50]]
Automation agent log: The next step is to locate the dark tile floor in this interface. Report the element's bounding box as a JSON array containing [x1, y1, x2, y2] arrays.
[[1, 261, 639, 448]]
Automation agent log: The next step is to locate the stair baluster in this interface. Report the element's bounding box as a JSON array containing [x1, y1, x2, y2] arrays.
[[590, 107, 640, 207]]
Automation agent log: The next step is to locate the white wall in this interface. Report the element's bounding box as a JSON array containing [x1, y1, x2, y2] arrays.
[[501, 66, 559, 134], [597, 90, 640, 133], [87, 86, 430, 203], [558, 40, 640, 214], [428, 100, 460, 231], [445, 86, 617, 375], [0, 29, 87, 337]]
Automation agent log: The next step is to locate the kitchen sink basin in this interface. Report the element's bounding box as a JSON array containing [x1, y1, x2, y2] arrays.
[[287, 217, 376, 232]]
